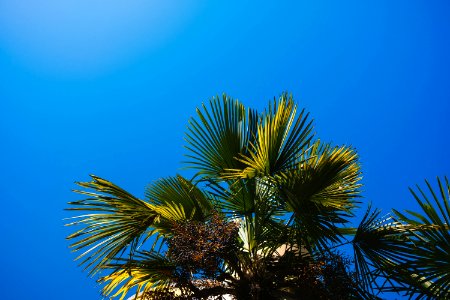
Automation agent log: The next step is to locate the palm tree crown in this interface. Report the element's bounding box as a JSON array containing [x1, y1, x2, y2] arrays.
[[66, 93, 450, 299]]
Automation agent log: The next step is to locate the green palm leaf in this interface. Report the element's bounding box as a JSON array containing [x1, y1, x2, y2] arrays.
[[184, 94, 258, 179], [276, 141, 362, 249], [392, 176, 450, 298], [352, 205, 413, 295], [66, 175, 157, 275], [223, 93, 314, 179], [351, 204, 445, 297], [144, 175, 213, 225]]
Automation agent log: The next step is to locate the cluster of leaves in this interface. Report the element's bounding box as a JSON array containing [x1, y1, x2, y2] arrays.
[[167, 212, 239, 278]]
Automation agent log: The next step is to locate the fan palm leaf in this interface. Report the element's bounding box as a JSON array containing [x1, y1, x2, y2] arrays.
[[352, 205, 413, 295], [208, 179, 258, 215], [392, 176, 450, 298], [66, 175, 157, 275], [276, 141, 362, 249], [351, 204, 444, 297], [100, 251, 178, 300], [223, 93, 314, 179], [144, 175, 214, 227], [67, 175, 214, 276], [184, 94, 258, 179]]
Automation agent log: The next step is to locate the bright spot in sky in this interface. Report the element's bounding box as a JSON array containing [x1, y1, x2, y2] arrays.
[[0, 0, 201, 75]]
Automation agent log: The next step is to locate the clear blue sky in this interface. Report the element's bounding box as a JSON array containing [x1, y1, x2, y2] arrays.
[[0, 1, 449, 299]]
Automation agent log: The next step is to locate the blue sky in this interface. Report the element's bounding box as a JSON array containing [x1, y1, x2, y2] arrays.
[[0, 1, 449, 299]]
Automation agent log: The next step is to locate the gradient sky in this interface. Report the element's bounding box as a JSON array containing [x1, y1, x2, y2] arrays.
[[1, 1, 449, 299]]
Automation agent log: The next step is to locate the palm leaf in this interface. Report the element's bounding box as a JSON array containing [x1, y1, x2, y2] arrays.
[[207, 179, 257, 215], [66, 175, 157, 275], [184, 94, 258, 179], [276, 141, 362, 249], [352, 206, 400, 294], [223, 93, 314, 179], [392, 176, 450, 298], [144, 175, 214, 226], [351, 204, 434, 297], [100, 251, 177, 300]]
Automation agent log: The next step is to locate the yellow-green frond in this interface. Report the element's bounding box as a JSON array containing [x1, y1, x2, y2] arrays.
[[275, 141, 362, 248], [100, 251, 177, 300], [145, 175, 213, 222], [223, 93, 314, 179]]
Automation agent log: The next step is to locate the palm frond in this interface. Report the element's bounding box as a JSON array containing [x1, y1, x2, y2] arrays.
[[207, 179, 257, 215], [66, 175, 157, 275], [352, 205, 422, 296], [223, 93, 314, 179], [100, 251, 177, 300], [209, 177, 283, 218], [392, 176, 450, 298], [144, 175, 214, 226], [184, 94, 258, 179], [276, 141, 362, 249], [210, 177, 291, 260]]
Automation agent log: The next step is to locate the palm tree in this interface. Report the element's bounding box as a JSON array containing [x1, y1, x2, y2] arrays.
[[66, 93, 450, 299]]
